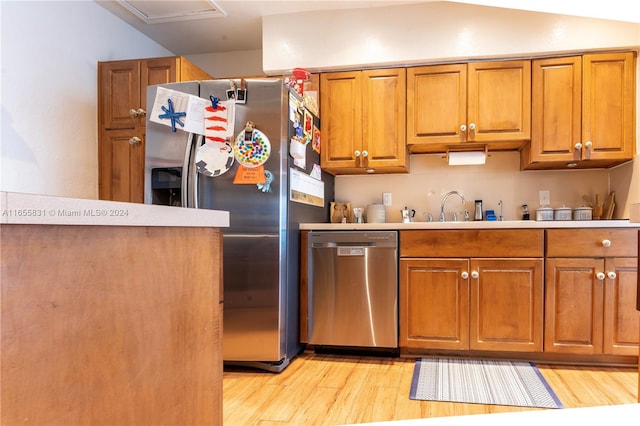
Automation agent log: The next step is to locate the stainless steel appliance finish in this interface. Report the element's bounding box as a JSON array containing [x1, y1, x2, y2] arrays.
[[308, 231, 398, 348], [145, 79, 334, 372]]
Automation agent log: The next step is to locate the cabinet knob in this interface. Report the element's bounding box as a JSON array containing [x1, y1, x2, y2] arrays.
[[460, 124, 467, 132], [601, 239, 611, 248], [607, 271, 617, 280], [596, 272, 606, 280], [574, 142, 583, 150], [129, 136, 142, 145], [136, 108, 146, 116], [362, 150, 368, 158], [471, 271, 479, 279], [461, 271, 469, 279], [354, 150, 361, 157], [468, 123, 476, 131], [585, 141, 592, 149], [129, 108, 139, 117]]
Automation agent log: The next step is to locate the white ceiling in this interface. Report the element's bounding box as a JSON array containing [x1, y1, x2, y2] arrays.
[[95, 0, 640, 56]]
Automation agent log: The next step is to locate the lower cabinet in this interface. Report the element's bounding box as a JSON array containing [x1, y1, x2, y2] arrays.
[[399, 230, 544, 353], [544, 229, 639, 356]]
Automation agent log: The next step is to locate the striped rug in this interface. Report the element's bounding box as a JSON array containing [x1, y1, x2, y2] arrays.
[[409, 357, 563, 409]]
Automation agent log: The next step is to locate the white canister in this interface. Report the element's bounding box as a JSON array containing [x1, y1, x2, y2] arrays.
[[365, 204, 386, 223], [572, 206, 593, 221], [535, 207, 553, 221], [553, 207, 572, 221]]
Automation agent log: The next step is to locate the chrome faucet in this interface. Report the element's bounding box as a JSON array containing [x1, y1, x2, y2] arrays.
[[440, 190, 465, 222]]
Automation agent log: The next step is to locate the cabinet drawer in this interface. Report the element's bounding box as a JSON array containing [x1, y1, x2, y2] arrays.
[[546, 229, 638, 257], [400, 230, 543, 258]]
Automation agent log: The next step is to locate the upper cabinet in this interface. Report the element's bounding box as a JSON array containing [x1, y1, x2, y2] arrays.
[[320, 68, 408, 174], [521, 52, 636, 170], [98, 56, 212, 202], [407, 60, 531, 153]]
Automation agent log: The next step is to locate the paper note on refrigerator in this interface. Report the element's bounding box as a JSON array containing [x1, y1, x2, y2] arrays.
[[150, 87, 209, 135]]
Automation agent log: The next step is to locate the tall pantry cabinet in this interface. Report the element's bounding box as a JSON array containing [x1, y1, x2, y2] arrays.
[[98, 56, 212, 202]]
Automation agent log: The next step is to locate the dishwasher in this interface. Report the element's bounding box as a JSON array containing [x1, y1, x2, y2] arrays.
[[308, 231, 398, 349]]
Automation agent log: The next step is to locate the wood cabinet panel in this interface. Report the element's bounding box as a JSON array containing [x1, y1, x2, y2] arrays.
[[400, 229, 543, 258], [603, 257, 640, 356], [470, 258, 544, 352], [400, 258, 469, 350], [546, 229, 638, 258], [99, 59, 140, 130], [321, 68, 407, 174], [99, 129, 145, 203]]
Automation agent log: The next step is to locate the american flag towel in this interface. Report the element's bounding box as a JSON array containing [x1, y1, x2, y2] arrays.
[[409, 357, 563, 409]]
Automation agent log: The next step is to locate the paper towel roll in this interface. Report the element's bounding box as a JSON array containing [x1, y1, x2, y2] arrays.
[[448, 151, 486, 166]]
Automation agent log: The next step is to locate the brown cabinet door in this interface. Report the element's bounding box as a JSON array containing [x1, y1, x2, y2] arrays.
[[407, 64, 467, 145], [529, 56, 582, 163], [469, 258, 544, 352], [467, 60, 531, 142], [99, 129, 145, 203], [582, 52, 636, 162], [99, 60, 140, 130], [544, 258, 604, 354], [603, 257, 639, 355], [400, 258, 469, 350], [320, 71, 363, 169], [140, 57, 179, 112], [361, 68, 407, 170]]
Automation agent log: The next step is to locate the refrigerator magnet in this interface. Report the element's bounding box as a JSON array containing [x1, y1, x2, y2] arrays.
[[233, 165, 267, 185], [195, 141, 234, 177], [234, 127, 271, 168]]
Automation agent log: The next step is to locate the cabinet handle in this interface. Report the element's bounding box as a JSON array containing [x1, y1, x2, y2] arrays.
[[601, 239, 611, 248], [596, 272, 605, 280], [354, 150, 361, 157], [129, 136, 142, 145], [471, 271, 479, 279], [574, 142, 583, 150], [362, 150, 368, 158], [129, 108, 139, 117], [461, 271, 469, 279], [607, 271, 617, 280], [460, 124, 467, 132], [136, 108, 146, 117], [585, 141, 592, 149], [468, 123, 476, 131]]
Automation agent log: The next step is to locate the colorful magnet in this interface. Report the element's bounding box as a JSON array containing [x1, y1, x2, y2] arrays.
[[234, 122, 271, 168]]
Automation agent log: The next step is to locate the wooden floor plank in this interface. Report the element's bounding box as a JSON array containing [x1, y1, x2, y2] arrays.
[[224, 352, 638, 425]]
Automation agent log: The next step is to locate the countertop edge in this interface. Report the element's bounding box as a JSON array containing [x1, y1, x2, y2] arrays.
[[300, 220, 640, 230], [0, 192, 229, 228]]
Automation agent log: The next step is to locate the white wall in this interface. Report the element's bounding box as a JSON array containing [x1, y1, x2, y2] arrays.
[[0, 0, 173, 199]]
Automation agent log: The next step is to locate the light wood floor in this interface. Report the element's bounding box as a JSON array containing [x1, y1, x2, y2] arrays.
[[223, 351, 638, 425]]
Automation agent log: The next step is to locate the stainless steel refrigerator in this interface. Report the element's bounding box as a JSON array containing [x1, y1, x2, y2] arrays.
[[144, 79, 334, 372]]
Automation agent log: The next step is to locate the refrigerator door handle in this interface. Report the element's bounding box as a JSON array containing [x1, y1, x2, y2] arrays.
[[182, 133, 202, 208]]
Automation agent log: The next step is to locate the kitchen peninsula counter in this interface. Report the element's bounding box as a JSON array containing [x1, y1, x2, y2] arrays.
[[1, 192, 228, 425]]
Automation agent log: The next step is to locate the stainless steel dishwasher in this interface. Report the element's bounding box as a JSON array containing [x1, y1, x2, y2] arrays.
[[308, 231, 398, 348]]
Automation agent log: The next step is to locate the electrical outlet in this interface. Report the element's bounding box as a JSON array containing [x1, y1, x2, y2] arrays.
[[383, 192, 392, 206], [539, 190, 550, 206]]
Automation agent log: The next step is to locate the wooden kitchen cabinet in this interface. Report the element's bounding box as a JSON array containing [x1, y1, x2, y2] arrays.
[[407, 60, 531, 153], [522, 52, 636, 170], [544, 229, 639, 356], [320, 68, 408, 174], [98, 56, 212, 202], [399, 230, 544, 353]]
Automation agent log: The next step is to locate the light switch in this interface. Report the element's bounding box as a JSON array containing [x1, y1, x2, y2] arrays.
[[383, 192, 392, 206], [539, 190, 550, 206]]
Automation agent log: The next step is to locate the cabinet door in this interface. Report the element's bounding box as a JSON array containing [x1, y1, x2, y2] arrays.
[[407, 64, 467, 145], [529, 56, 582, 163], [582, 52, 636, 161], [467, 60, 531, 142], [99, 129, 145, 203], [470, 258, 543, 352], [140, 57, 178, 113], [400, 259, 469, 350], [544, 258, 604, 354], [361, 68, 407, 170], [99, 60, 140, 130], [320, 71, 362, 169], [603, 257, 639, 355]]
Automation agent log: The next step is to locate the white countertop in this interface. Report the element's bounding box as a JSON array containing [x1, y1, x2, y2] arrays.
[[0, 192, 229, 228], [301, 219, 640, 230]]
